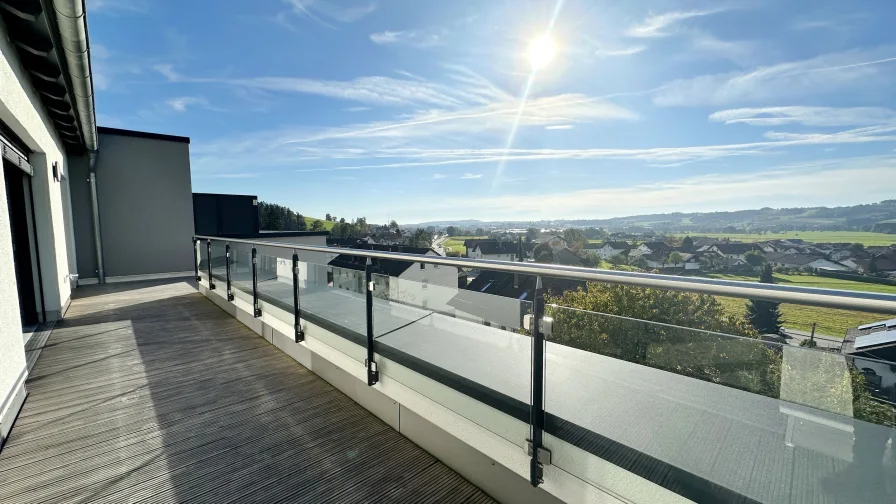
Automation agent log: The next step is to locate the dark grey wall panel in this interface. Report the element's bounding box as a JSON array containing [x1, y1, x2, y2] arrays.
[[71, 132, 193, 280], [67, 155, 97, 280]]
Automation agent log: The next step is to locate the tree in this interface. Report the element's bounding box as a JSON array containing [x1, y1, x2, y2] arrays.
[[746, 264, 782, 335], [407, 228, 433, 248], [545, 283, 774, 394], [475, 228, 486, 236], [325, 213, 332, 221], [389, 220, 399, 231], [628, 255, 648, 270], [526, 228, 539, 242], [310, 219, 326, 231], [446, 226, 458, 236], [681, 236, 694, 251], [744, 250, 766, 268], [581, 252, 599, 268], [868, 255, 880, 274], [667, 251, 684, 266], [340, 217, 346, 224], [851, 242, 865, 252], [563, 228, 587, 248], [609, 254, 625, 269], [533, 243, 553, 263]]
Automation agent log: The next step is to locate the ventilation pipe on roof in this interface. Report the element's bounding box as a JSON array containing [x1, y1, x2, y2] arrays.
[[52, 0, 103, 281]]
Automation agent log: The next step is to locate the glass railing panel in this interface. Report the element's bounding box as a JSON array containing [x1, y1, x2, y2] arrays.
[[229, 244, 254, 296], [542, 299, 896, 504], [372, 271, 533, 446], [255, 251, 293, 327], [210, 242, 227, 286]]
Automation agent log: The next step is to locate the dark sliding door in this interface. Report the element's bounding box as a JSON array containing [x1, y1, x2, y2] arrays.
[[3, 158, 39, 326]]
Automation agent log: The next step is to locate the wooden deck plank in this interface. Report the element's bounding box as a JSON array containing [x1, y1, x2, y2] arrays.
[[0, 279, 495, 504]]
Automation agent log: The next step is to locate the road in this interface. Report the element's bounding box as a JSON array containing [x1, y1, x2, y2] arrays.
[[432, 234, 449, 255], [781, 327, 843, 350]]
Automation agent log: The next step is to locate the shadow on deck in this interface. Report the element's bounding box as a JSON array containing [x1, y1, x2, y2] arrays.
[[0, 279, 495, 504]]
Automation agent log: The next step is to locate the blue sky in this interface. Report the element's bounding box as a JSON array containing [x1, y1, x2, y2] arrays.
[[88, 0, 896, 224]]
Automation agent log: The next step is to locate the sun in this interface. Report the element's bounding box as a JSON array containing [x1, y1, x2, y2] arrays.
[[527, 34, 556, 70]]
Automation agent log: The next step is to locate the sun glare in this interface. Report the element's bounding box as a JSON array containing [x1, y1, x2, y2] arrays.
[[527, 34, 556, 70]]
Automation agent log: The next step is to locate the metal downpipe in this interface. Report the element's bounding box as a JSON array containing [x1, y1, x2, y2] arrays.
[[87, 150, 104, 283]]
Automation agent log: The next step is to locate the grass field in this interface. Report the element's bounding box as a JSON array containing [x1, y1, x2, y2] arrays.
[[443, 235, 487, 255], [674, 231, 896, 246], [708, 273, 895, 337], [304, 217, 335, 231]]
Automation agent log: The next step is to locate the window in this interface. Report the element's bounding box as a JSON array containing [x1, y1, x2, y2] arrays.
[[434, 264, 439, 269], [420, 263, 425, 270], [422, 283, 428, 289]]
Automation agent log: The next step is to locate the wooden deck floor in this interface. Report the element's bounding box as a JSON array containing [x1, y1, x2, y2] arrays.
[[0, 280, 495, 504]]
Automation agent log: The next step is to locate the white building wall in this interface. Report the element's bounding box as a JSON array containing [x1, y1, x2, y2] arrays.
[[391, 259, 459, 315], [1, 21, 73, 439]]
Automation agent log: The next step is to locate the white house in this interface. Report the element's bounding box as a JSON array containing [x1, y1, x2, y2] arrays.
[[630, 242, 672, 258], [593, 241, 630, 260], [467, 241, 520, 262], [643, 252, 698, 270], [764, 253, 849, 271], [708, 243, 757, 262], [328, 244, 459, 314], [534, 234, 568, 252]]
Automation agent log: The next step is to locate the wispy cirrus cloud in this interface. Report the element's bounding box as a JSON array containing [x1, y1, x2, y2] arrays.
[[87, 0, 150, 15], [595, 45, 646, 57], [370, 29, 444, 48], [281, 0, 375, 28], [166, 96, 218, 112], [626, 8, 724, 38], [654, 48, 896, 106], [460, 173, 482, 179], [710, 106, 896, 127]]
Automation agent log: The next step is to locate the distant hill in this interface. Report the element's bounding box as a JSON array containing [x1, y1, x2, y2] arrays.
[[414, 200, 896, 234]]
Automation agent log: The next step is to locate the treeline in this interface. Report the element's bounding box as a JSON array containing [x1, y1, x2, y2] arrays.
[[258, 201, 307, 231]]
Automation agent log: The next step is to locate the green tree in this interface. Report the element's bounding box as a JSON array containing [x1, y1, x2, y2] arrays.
[[667, 251, 684, 266], [339, 217, 346, 224], [628, 254, 648, 270], [533, 243, 553, 263], [746, 264, 783, 335], [681, 236, 694, 251], [563, 228, 587, 247], [609, 254, 625, 269], [744, 250, 766, 268], [310, 219, 326, 231], [325, 213, 332, 221], [581, 252, 599, 268], [407, 228, 433, 248], [526, 227, 539, 242], [475, 227, 486, 236], [446, 226, 458, 236], [851, 242, 865, 252]]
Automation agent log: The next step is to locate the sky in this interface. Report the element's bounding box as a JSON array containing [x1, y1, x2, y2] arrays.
[[87, 0, 896, 224]]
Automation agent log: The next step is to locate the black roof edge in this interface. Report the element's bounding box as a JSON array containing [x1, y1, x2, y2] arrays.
[[209, 231, 330, 239], [98, 126, 190, 144]]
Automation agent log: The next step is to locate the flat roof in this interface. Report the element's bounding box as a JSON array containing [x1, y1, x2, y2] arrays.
[[98, 126, 190, 144]]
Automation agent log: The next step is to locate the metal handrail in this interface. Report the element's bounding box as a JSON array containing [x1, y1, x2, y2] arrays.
[[194, 235, 896, 314]]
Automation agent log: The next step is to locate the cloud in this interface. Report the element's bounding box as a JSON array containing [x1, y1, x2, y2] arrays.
[[166, 96, 208, 112], [626, 9, 724, 38], [595, 45, 646, 57], [654, 48, 896, 106], [545, 124, 574, 130], [284, 124, 896, 173], [370, 29, 443, 48], [460, 173, 482, 179], [283, 0, 375, 28], [432, 173, 445, 179], [688, 32, 757, 66], [710, 107, 896, 127], [425, 160, 896, 219], [87, 0, 149, 14], [344, 106, 371, 112]]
